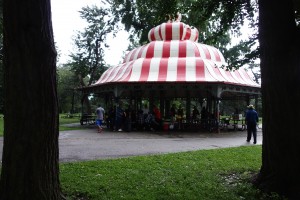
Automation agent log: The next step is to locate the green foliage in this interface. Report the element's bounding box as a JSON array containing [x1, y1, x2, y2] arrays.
[[110, 0, 184, 44], [0, 59, 3, 113], [68, 5, 119, 87], [60, 146, 284, 199], [58, 114, 84, 131], [223, 38, 259, 70], [0, 114, 3, 136], [57, 64, 82, 113], [59, 115, 81, 125], [108, 0, 259, 70], [248, 63, 261, 84]]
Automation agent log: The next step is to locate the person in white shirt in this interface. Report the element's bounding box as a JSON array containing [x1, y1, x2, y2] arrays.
[[96, 105, 105, 133]]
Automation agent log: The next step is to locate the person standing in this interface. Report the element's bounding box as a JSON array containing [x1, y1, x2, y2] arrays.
[[142, 103, 149, 125], [153, 105, 162, 130], [201, 106, 208, 128], [245, 104, 259, 144], [142, 103, 149, 115], [124, 105, 132, 132], [192, 106, 200, 123], [115, 104, 126, 132], [96, 105, 105, 133], [106, 106, 115, 131]]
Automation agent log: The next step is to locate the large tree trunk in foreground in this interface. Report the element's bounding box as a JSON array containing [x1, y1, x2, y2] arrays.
[[0, 0, 62, 199], [255, 0, 300, 199]]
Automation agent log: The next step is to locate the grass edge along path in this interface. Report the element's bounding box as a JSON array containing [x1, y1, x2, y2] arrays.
[[0, 115, 263, 136], [60, 146, 285, 200], [0, 114, 83, 136], [0, 115, 3, 136]]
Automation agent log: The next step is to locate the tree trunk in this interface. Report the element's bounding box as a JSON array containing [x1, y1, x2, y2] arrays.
[[0, 0, 62, 199], [255, 0, 300, 198]]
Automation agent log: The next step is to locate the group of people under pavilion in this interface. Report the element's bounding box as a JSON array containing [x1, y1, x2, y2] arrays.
[[86, 87, 260, 133]]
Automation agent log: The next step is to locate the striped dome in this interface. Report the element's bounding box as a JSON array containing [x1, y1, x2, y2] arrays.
[[94, 21, 259, 88], [148, 22, 199, 42], [123, 40, 225, 63]]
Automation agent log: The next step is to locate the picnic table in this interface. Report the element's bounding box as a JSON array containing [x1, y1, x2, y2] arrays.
[[80, 114, 96, 125], [220, 116, 246, 131]]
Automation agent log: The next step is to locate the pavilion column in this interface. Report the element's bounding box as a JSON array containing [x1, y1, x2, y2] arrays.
[[165, 99, 171, 119], [207, 96, 212, 115], [113, 86, 123, 131], [149, 90, 154, 112], [255, 95, 258, 110], [213, 97, 216, 114], [137, 96, 142, 112], [246, 95, 250, 106], [160, 90, 165, 119], [215, 87, 222, 133], [186, 91, 191, 122], [215, 98, 221, 133], [80, 93, 84, 115], [113, 96, 120, 131], [104, 94, 110, 110]]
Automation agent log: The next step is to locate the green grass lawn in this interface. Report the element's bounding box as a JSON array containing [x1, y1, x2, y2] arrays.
[[0, 114, 281, 199], [0, 115, 3, 136], [59, 116, 81, 125], [59, 115, 85, 131], [0, 114, 83, 136], [60, 146, 283, 200]]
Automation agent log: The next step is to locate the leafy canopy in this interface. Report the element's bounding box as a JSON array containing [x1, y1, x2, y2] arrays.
[[68, 5, 119, 86], [108, 0, 258, 69]]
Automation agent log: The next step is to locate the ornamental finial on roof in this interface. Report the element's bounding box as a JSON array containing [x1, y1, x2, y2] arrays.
[[166, 12, 182, 23], [175, 12, 182, 22], [167, 14, 172, 23], [149, 15, 199, 42]]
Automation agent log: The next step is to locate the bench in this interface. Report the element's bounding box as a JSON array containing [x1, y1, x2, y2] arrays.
[[220, 117, 246, 131], [80, 114, 96, 125]]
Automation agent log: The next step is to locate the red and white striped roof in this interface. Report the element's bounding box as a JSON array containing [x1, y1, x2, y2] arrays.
[[93, 22, 259, 88], [148, 22, 199, 42]]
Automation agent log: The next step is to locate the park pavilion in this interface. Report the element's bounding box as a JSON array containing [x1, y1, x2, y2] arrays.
[[80, 19, 260, 131]]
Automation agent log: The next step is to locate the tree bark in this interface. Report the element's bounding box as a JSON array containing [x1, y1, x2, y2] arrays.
[[255, 0, 300, 198], [0, 0, 62, 199]]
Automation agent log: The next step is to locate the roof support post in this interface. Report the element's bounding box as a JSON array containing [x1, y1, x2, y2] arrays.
[[246, 94, 250, 106], [186, 90, 191, 122], [160, 90, 165, 119], [255, 94, 259, 110], [165, 99, 171, 119], [113, 86, 123, 97], [214, 86, 222, 133], [215, 86, 223, 99], [215, 98, 221, 133]]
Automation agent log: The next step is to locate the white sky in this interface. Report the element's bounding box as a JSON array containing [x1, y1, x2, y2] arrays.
[[51, 0, 129, 66], [50, 0, 257, 67]]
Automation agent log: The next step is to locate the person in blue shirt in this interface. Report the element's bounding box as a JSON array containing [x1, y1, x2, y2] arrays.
[[245, 104, 259, 144]]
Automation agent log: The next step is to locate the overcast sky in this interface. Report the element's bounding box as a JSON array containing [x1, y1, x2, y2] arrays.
[[50, 0, 256, 67], [51, 0, 129, 66]]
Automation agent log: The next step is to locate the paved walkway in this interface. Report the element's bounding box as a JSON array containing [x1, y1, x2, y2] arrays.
[[58, 124, 262, 162], [0, 124, 262, 163]]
